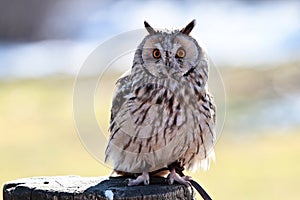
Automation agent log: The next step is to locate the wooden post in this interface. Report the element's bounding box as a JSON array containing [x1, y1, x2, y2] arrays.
[[3, 176, 195, 200]]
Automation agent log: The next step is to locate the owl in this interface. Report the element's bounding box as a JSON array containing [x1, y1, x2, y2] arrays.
[[105, 20, 216, 186]]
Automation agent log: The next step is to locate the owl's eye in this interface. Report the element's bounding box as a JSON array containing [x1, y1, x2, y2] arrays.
[[152, 49, 161, 59], [176, 48, 186, 58]]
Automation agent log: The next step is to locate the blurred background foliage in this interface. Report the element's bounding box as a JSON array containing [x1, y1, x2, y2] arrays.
[[1, 0, 300, 199]]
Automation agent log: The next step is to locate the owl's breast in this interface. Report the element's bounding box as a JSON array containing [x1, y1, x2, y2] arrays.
[[128, 82, 187, 129], [106, 78, 215, 173]]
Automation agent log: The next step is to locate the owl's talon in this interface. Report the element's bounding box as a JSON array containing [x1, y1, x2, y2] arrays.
[[184, 175, 192, 181], [124, 178, 132, 184], [127, 172, 149, 186], [144, 178, 150, 185], [168, 169, 192, 186], [167, 176, 174, 185]]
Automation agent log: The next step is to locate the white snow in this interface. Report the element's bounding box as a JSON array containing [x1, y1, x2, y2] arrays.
[[104, 190, 114, 200]]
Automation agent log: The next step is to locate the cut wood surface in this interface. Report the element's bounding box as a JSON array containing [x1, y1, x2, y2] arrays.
[[3, 176, 195, 200]]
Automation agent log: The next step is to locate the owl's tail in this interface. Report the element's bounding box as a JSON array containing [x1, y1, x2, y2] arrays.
[[189, 149, 216, 172]]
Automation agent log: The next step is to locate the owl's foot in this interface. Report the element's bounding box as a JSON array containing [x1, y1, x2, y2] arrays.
[[167, 169, 192, 186], [126, 172, 150, 186]]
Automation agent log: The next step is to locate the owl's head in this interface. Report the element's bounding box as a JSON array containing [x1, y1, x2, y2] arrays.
[[133, 19, 209, 83]]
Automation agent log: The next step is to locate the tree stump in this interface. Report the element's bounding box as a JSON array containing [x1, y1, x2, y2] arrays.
[[3, 176, 195, 200]]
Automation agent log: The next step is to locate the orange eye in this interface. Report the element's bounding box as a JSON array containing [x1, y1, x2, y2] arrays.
[[176, 48, 186, 58], [153, 48, 161, 59]]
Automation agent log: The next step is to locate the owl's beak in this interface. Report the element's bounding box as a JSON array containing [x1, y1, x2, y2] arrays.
[[164, 51, 172, 70]]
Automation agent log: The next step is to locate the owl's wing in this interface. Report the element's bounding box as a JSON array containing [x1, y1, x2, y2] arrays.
[[109, 70, 132, 131], [188, 91, 217, 171], [206, 92, 216, 125]]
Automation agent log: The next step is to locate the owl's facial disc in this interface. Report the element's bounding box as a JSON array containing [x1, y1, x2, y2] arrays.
[[141, 33, 201, 78]]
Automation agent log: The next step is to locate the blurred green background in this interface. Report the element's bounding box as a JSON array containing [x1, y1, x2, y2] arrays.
[[1, 1, 300, 199]]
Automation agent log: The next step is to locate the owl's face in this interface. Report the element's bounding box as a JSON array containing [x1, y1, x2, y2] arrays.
[[134, 20, 208, 81]]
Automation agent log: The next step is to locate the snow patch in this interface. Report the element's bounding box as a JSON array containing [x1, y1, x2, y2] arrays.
[[104, 190, 114, 200]]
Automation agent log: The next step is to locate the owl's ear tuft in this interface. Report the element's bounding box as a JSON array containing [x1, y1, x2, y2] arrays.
[[180, 19, 196, 35], [144, 21, 156, 35]]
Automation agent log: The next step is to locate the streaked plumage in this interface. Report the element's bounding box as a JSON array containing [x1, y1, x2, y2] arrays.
[[105, 20, 216, 183]]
